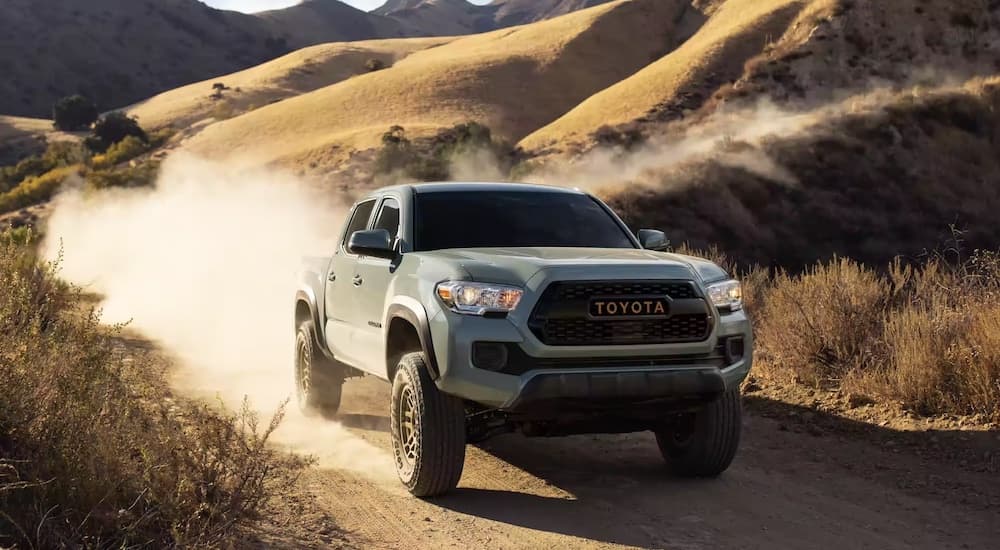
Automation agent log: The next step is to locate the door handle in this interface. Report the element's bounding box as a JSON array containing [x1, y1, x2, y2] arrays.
[[328, 272, 337, 282], [352, 275, 363, 287]]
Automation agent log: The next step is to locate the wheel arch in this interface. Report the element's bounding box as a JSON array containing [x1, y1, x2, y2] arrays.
[[295, 288, 334, 360], [386, 299, 440, 381]]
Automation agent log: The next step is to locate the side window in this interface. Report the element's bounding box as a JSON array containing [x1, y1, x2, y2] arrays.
[[342, 200, 377, 249], [373, 198, 401, 240]]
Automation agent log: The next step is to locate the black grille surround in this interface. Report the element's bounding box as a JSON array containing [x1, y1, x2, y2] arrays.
[[528, 280, 713, 346]]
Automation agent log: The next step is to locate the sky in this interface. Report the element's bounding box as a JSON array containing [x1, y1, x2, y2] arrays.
[[204, 0, 491, 13]]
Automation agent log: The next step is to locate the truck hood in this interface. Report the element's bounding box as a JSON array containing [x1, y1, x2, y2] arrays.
[[418, 247, 728, 285]]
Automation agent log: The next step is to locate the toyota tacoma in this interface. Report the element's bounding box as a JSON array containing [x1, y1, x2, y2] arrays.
[[294, 183, 752, 496]]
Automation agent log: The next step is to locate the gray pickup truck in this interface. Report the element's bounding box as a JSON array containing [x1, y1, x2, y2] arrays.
[[295, 182, 752, 496]]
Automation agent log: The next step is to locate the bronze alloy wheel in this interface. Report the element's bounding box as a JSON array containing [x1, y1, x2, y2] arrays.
[[295, 330, 312, 412], [395, 383, 418, 474]]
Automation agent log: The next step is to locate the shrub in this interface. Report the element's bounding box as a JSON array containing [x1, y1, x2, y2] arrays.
[[594, 124, 645, 151], [755, 258, 887, 385], [89, 112, 147, 153], [92, 135, 150, 169], [86, 160, 160, 190], [365, 58, 387, 72], [741, 250, 1000, 419], [0, 165, 80, 215], [0, 225, 37, 246], [0, 142, 88, 192], [373, 122, 514, 182], [0, 241, 308, 547], [375, 126, 414, 175], [52, 95, 99, 131]]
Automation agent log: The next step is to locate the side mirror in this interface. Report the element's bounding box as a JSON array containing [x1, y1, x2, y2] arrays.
[[638, 229, 670, 252], [348, 229, 396, 259]]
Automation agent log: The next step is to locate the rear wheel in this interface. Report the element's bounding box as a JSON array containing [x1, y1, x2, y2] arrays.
[[295, 320, 343, 419], [654, 388, 742, 477], [390, 352, 466, 497]]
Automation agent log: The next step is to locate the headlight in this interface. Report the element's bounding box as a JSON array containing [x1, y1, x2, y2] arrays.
[[436, 281, 524, 316], [706, 279, 742, 312]]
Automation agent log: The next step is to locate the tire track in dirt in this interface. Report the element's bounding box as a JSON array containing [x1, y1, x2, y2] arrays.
[[304, 377, 999, 550]]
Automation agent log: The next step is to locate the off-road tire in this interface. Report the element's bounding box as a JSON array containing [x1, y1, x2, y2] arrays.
[[295, 320, 343, 419], [655, 388, 742, 477], [390, 352, 466, 497]]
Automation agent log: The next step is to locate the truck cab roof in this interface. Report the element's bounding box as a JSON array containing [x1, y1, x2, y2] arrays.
[[368, 182, 586, 199]]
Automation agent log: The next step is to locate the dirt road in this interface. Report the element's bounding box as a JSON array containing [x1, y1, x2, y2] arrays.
[[295, 377, 1000, 550]]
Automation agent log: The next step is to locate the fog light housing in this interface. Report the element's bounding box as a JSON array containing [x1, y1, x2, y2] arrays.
[[472, 342, 509, 371], [724, 337, 745, 364]]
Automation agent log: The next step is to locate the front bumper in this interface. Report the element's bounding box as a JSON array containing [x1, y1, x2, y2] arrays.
[[430, 305, 754, 410]]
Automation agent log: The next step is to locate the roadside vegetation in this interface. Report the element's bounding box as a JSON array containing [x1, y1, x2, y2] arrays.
[[0, 233, 308, 547], [0, 101, 172, 217], [688, 246, 1000, 421]]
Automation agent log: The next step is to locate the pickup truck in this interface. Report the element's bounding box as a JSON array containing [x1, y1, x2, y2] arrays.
[[294, 182, 752, 496]]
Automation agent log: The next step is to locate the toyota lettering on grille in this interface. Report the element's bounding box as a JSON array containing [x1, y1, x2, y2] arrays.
[[589, 296, 670, 319]]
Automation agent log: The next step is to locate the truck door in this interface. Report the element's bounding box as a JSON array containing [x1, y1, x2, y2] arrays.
[[325, 199, 376, 368], [352, 197, 401, 377]]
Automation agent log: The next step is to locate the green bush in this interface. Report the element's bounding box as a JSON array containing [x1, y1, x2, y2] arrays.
[[0, 241, 308, 547], [88, 112, 148, 153], [93, 135, 150, 169], [0, 166, 80, 215], [85, 161, 159, 190], [52, 95, 99, 131], [0, 142, 88, 192]]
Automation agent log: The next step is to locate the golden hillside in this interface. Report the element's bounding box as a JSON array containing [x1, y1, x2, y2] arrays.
[[520, 0, 816, 152], [522, 0, 999, 154], [604, 77, 1000, 267], [181, 0, 689, 169], [128, 37, 453, 131]]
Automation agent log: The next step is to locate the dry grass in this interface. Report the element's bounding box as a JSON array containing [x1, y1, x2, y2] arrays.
[[0, 237, 308, 547], [522, 0, 1000, 156], [747, 252, 1000, 419], [182, 0, 687, 171], [606, 77, 1000, 269], [128, 37, 452, 131], [520, 0, 812, 151]]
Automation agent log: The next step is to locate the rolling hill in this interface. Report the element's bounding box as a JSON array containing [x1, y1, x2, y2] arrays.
[[374, 0, 617, 34], [0, 0, 617, 119], [128, 36, 453, 131], [521, 0, 1000, 155], [180, 0, 689, 170]]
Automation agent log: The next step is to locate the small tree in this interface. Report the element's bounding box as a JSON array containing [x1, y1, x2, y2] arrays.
[[375, 126, 415, 175], [88, 112, 147, 153], [52, 95, 99, 131]]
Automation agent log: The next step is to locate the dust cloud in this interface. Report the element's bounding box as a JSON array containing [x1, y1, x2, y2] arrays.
[[42, 153, 398, 483], [527, 99, 818, 192]]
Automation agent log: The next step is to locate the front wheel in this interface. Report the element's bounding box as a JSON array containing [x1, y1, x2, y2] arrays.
[[654, 388, 742, 477], [295, 321, 343, 419], [390, 352, 466, 497]]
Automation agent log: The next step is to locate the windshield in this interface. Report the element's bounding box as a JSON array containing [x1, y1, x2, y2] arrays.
[[413, 191, 637, 251]]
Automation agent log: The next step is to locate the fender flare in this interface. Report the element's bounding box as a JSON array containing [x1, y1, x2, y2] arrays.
[[386, 297, 441, 380], [295, 288, 334, 359]]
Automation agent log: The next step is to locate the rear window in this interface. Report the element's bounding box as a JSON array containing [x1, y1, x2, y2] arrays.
[[414, 191, 636, 251]]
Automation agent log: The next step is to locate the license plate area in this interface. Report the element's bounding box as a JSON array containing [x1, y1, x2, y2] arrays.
[[588, 295, 670, 320]]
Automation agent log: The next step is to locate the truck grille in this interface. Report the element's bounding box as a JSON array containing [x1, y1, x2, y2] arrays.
[[528, 280, 712, 346]]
